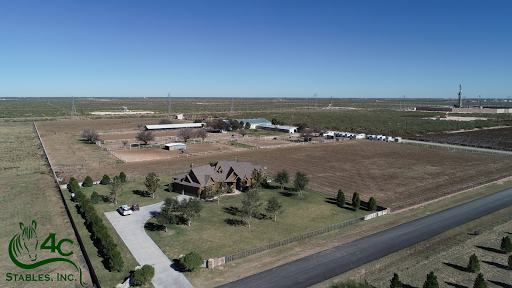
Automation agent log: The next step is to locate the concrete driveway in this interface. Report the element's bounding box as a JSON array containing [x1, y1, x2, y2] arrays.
[[105, 197, 194, 288]]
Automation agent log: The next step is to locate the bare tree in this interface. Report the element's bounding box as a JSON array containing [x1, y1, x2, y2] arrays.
[[300, 128, 313, 142], [137, 122, 145, 130], [177, 128, 197, 143], [209, 118, 228, 131], [238, 128, 247, 138], [196, 129, 208, 141], [81, 129, 100, 143], [121, 140, 128, 148], [136, 130, 154, 145], [159, 118, 172, 125]]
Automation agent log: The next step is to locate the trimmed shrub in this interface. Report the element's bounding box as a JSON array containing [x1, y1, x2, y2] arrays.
[[133, 264, 155, 286], [108, 249, 124, 272], [368, 197, 377, 211], [181, 251, 203, 272], [501, 236, 512, 253], [82, 176, 93, 187], [90, 191, 101, 204], [467, 253, 480, 272], [100, 174, 110, 185], [119, 172, 127, 183]]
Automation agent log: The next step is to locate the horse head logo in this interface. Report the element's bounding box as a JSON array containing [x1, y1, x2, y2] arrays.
[[11, 220, 39, 262]]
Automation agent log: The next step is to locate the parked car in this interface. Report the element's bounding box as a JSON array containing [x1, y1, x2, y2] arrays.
[[118, 205, 132, 216], [132, 203, 140, 211]]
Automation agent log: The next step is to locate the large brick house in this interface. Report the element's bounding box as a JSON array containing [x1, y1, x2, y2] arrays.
[[173, 161, 264, 197]]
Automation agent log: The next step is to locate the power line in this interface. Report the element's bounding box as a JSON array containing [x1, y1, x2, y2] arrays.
[[71, 96, 78, 119], [167, 93, 171, 118]]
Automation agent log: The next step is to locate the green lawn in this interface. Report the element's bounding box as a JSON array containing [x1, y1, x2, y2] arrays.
[[62, 174, 180, 287], [145, 184, 372, 260], [227, 141, 259, 149]]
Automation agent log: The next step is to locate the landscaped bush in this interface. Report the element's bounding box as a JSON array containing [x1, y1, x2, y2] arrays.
[[132, 265, 155, 286], [180, 251, 203, 272], [336, 189, 345, 207], [67, 177, 80, 193], [368, 197, 377, 211], [82, 176, 93, 187], [100, 174, 110, 185], [90, 191, 101, 204], [352, 192, 360, 211]]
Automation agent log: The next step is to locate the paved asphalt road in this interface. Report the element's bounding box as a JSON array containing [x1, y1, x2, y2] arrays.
[[219, 187, 512, 288]]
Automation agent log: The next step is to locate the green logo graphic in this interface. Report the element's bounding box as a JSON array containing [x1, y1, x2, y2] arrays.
[[8, 220, 87, 286]]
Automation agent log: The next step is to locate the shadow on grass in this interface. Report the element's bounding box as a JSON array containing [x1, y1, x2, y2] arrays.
[[445, 282, 467, 288], [476, 245, 503, 254], [443, 262, 467, 272], [482, 260, 509, 270], [223, 206, 241, 216], [224, 218, 245, 227], [133, 189, 149, 197], [402, 284, 417, 288], [279, 191, 295, 197], [145, 222, 165, 232], [489, 280, 512, 288]]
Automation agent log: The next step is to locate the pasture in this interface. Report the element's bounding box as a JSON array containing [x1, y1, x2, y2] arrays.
[[0, 122, 91, 288]]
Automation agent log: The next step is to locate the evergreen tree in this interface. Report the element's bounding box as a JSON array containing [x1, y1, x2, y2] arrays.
[[82, 176, 93, 187], [352, 192, 361, 211], [390, 273, 402, 288], [90, 191, 101, 204], [508, 255, 512, 270], [100, 174, 110, 185], [368, 197, 377, 211], [422, 271, 439, 288], [337, 189, 345, 207], [501, 236, 512, 253], [467, 253, 480, 272], [156, 207, 176, 232], [133, 264, 155, 286], [119, 172, 127, 183], [473, 273, 487, 288], [108, 249, 124, 272]]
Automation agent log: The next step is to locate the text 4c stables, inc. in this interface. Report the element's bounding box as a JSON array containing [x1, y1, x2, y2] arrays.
[[6, 272, 77, 282]]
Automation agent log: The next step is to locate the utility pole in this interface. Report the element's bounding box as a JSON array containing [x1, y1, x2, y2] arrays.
[[314, 94, 317, 110], [230, 98, 234, 114], [478, 95, 481, 108], [71, 96, 78, 119], [167, 93, 171, 118]]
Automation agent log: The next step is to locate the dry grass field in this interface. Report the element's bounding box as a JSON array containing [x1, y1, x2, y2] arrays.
[[0, 122, 91, 288], [52, 139, 512, 209]]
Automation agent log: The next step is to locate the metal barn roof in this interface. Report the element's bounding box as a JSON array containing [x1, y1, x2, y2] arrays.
[[145, 123, 203, 130]]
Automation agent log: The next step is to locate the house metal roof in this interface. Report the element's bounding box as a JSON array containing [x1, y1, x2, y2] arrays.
[[145, 123, 203, 130]]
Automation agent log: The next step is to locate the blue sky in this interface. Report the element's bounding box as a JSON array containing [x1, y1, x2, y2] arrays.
[[1, 1, 511, 98]]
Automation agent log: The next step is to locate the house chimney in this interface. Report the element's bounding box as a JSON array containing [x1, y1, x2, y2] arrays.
[[190, 162, 194, 168]]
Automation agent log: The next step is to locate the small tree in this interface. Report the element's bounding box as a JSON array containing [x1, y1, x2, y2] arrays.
[[137, 122, 145, 130], [238, 128, 247, 138], [197, 129, 208, 141], [266, 196, 283, 222], [467, 253, 480, 273], [136, 130, 154, 145], [81, 129, 100, 143], [300, 128, 313, 142], [245, 122, 251, 130], [177, 128, 197, 143], [108, 176, 123, 204], [156, 207, 176, 232], [100, 174, 110, 185], [293, 171, 309, 197], [336, 189, 345, 207], [82, 176, 93, 187], [177, 198, 203, 226], [251, 169, 265, 189], [508, 255, 512, 270], [119, 172, 127, 183], [274, 170, 289, 190], [159, 118, 172, 124], [368, 197, 377, 211], [144, 172, 161, 199], [181, 251, 203, 272], [91, 191, 101, 204], [422, 271, 439, 288], [133, 264, 155, 286], [473, 273, 487, 288], [501, 236, 512, 253], [240, 189, 262, 228], [390, 273, 402, 288], [121, 139, 128, 148], [352, 192, 361, 211]]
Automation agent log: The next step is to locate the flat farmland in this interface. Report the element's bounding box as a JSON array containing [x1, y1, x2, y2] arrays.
[[237, 139, 293, 147], [114, 142, 244, 162], [99, 130, 178, 141], [58, 140, 512, 209]]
